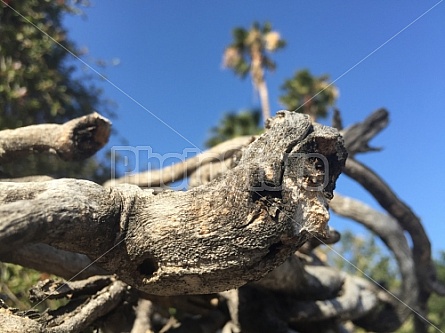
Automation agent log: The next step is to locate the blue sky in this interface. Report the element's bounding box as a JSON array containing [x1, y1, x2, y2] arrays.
[[64, 2, 445, 255]]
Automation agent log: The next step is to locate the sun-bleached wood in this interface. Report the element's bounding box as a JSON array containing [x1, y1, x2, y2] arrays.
[[0, 112, 111, 162], [0, 111, 347, 296]]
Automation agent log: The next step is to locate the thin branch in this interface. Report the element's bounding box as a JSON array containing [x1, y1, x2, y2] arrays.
[[342, 158, 432, 279], [131, 299, 155, 333], [29, 275, 115, 302], [0, 243, 108, 280], [331, 108, 343, 130], [45, 278, 128, 333], [223, 272, 376, 332], [219, 289, 241, 332], [188, 158, 235, 188], [287, 274, 378, 323], [104, 135, 255, 188]]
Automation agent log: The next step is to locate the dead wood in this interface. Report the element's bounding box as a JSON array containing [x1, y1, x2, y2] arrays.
[[0, 276, 129, 333], [0, 112, 111, 163], [0, 111, 347, 297], [131, 299, 155, 333], [0, 309, 45, 333], [0, 243, 108, 280], [340, 108, 388, 156], [3, 108, 438, 332], [104, 135, 255, 188], [341, 158, 435, 332], [178, 108, 442, 332], [29, 275, 115, 302], [45, 278, 128, 333], [333, 107, 441, 332]]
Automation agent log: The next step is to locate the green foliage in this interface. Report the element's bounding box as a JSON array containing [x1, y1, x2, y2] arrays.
[[327, 230, 400, 290], [388, 252, 445, 333], [280, 69, 338, 120], [205, 109, 263, 148], [426, 251, 445, 331], [0, 263, 67, 311], [0, 0, 114, 314], [0, 0, 102, 126], [327, 232, 445, 332], [0, 0, 115, 180]]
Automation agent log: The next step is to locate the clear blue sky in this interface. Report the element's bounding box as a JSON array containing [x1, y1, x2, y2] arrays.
[[64, 2, 445, 255]]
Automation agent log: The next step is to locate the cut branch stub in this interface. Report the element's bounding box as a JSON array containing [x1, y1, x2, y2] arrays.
[[341, 108, 389, 156], [0, 112, 111, 163], [102, 111, 347, 295]]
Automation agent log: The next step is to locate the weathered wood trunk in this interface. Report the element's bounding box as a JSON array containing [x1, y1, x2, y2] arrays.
[[0, 111, 347, 296]]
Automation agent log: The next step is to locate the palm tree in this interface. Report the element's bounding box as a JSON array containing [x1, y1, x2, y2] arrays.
[[205, 109, 263, 148], [279, 69, 339, 121], [223, 22, 286, 124]]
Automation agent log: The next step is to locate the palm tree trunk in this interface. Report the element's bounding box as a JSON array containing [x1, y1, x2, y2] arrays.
[[304, 95, 317, 123], [257, 79, 271, 124], [250, 44, 270, 124]]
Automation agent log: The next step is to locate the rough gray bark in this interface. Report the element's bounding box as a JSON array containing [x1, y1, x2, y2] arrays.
[[0, 309, 44, 333], [213, 253, 380, 333], [178, 108, 444, 332], [0, 111, 347, 297], [3, 108, 439, 333], [341, 157, 434, 332], [31, 276, 128, 333]]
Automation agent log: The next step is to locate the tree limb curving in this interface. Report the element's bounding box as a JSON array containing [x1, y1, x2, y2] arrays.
[[104, 135, 255, 188], [330, 194, 417, 331], [342, 157, 435, 332]]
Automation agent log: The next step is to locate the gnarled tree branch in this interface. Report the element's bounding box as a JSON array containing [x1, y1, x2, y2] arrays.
[[337, 108, 435, 332], [4, 107, 436, 333], [182, 108, 439, 332], [0, 111, 347, 297]]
